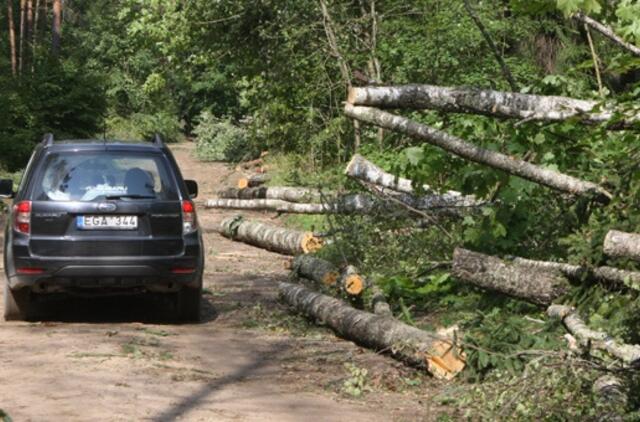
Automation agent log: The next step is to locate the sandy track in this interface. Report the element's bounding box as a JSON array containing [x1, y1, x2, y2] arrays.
[[0, 144, 437, 421]]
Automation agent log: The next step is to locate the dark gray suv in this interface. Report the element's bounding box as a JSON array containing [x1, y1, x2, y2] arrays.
[[0, 134, 204, 322]]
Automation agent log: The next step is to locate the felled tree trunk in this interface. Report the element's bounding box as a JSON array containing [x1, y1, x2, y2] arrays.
[[603, 230, 640, 261], [346, 154, 482, 209], [218, 186, 327, 203], [513, 256, 640, 291], [574, 12, 640, 57], [548, 305, 640, 366], [291, 255, 339, 287], [345, 104, 611, 203], [205, 194, 378, 215], [369, 284, 392, 316], [278, 282, 465, 379], [218, 217, 323, 255], [452, 248, 571, 306], [347, 85, 637, 128], [237, 174, 270, 189], [340, 265, 366, 296]]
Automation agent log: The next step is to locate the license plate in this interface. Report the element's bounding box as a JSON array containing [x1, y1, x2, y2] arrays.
[[77, 215, 138, 230]]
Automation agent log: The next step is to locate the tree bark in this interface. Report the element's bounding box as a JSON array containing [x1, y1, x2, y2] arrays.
[[512, 256, 640, 291], [452, 248, 571, 306], [346, 85, 640, 128], [603, 230, 640, 261], [218, 186, 328, 204], [547, 305, 640, 366], [292, 255, 340, 287], [7, 0, 17, 76], [574, 12, 640, 57], [217, 216, 323, 256], [237, 174, 270, 189], [278, 281, 465, 379], [344, 104, 612, 202], [51, 0, 60, 55]]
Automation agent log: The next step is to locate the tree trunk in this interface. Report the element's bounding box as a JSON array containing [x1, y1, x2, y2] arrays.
[[7, 0, 17, 76], [217, 216, 323, 256], [340, 265, 366, 296], [593, 375, 628, 418], [347, 85, 638, 128], [369, 283, 392, 316], [31, 0, 39, 71], [237, 174, 270, 189], [344, 104, 611, 202], [452, 248, 571, 306], [278, 281, 465, 379], [292, 255, 340, 287], [18, 0, 25, 73], [603, 230, 640, 261], [513, 256, 640, 291], [547, 305, 640, 366], [218, 186, 328, 203], [51, 0, 60, 55], [574, 12, 640, 57]]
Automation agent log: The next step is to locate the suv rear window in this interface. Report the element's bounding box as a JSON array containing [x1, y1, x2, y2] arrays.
[[32, 151, 179, 202]]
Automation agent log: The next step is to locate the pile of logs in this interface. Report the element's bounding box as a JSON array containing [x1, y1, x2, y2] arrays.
[[206, 154, 484, 217]]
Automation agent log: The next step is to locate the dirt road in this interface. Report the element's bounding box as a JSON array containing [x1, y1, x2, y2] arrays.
[[0, 144, 441, 421]]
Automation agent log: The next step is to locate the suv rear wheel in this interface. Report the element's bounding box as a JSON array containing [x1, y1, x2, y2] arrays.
[[4, 283, 34, 321], [176, 276, 202, 323]]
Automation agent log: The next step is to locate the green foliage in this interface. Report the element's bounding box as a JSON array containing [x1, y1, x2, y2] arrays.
[[194, 112, 249, 162], [341, 363, 372, 397]]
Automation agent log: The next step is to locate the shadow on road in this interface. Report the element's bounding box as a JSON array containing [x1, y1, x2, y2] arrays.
[[26, 293, 218, 325], [152, 341, 290, 421]]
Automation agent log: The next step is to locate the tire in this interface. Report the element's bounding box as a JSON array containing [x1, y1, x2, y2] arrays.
[[176, 279, 202, 323], [4, 282, 34, 321]]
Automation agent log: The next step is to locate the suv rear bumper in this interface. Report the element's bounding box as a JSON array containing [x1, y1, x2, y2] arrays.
[[6, 239, 203, 290]]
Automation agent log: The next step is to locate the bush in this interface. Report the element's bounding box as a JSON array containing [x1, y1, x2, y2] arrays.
[[194, 111, 249, 162], [107, 111, 184, 143]]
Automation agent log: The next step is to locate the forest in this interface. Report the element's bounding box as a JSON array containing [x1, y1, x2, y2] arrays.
[[2, 0, 640, 419]]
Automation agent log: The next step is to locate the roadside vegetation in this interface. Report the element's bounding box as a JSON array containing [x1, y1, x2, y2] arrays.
[[2, 0, 640, 418]]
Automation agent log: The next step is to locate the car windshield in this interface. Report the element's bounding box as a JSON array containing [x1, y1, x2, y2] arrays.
[[33, 151, 179, 202]]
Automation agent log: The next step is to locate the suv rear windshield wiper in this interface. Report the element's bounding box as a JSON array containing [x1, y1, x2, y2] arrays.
[[104, 194, 156, 200]]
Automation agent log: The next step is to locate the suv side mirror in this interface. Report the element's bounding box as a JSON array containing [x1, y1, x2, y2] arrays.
[[0, 179, 13, 198], [185, 180, 198, 199]]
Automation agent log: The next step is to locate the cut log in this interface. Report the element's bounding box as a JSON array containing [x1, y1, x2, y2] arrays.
[[452, 248, 571, 306], [292, 255, 339, 287], [218, 186, 327, 203], [340, 265, 366, 296], [369, 284, 392, 316], [512, 256, 640, 291], [593, 375, 628, 416], [604, 230, 640, 261], [346, 154, 482, 209], [237, 174, 270, 189], [278, 281, 465, 379], [574, 12, 640, 58], [513, 257, 640, 290], [347, 85, 638, 128], [218, 216, 323, 255], [548, 305, 640, 366], [345, 104, 611, 202], [205, 195, 376, 214]]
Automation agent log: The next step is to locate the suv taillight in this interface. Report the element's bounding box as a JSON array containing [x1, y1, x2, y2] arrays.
[[14, 200, 31, 235], [182, 200, 197, 234]]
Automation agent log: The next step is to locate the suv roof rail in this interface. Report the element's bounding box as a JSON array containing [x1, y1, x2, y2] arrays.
[[42, 133, 54, 146], [151, 133, 164, 146]]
